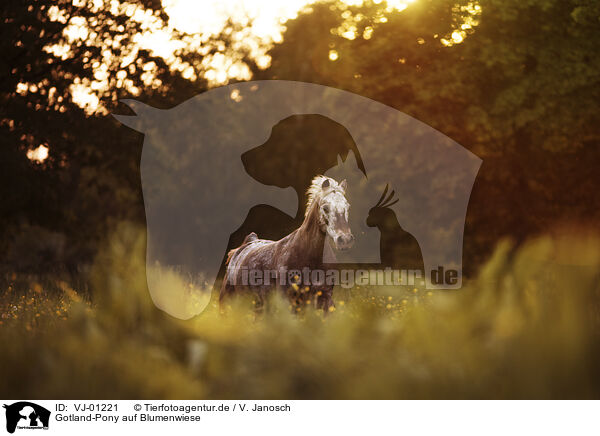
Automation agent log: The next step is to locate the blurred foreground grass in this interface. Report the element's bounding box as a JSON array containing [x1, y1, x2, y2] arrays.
[[1, 223, 599, 399]]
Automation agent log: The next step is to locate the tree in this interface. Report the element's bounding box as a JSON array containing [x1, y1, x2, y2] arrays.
[[259, 0, 600, 269], [0, 0, 246, 272]]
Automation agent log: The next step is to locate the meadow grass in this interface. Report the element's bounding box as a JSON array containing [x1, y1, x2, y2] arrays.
[[1, 224, 599, 399]]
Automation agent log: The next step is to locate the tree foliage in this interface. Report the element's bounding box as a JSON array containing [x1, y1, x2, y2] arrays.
[[1, 0, 598, 274], [260, 0, 600, 266]]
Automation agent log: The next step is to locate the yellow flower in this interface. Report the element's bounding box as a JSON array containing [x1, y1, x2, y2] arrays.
[[328, 306, 336, 312], [386, 303, 392, 309]]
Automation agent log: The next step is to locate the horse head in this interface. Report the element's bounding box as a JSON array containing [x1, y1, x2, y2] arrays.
[[313, 177, 354, 251]]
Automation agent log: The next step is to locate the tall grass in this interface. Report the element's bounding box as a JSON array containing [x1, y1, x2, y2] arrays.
[[1, 223, 599, 399]]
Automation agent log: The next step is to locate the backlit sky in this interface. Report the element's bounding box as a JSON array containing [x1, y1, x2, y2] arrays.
[[18, 0, 432, 119], [17, 0, 481, 162]]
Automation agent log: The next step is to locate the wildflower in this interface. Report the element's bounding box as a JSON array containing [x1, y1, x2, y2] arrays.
[[388, 296, 392, 301], [386, 303, 392, 309], [328, 306, 336, 312]]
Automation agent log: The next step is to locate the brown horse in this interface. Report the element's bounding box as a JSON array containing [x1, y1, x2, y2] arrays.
[[221, 176, 354, 313]]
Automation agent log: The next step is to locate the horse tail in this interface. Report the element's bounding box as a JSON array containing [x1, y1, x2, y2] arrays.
[[243, 232, 259, 244], [225, 232, 258, 266], [225, 248, 237, 266], [221, 232, 260, 306]]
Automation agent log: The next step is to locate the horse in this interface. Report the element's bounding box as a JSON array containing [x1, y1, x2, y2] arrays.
[[221, 176, 354, 313]]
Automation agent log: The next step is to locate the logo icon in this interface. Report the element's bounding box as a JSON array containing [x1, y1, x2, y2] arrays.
[[3, 402, 50, 434], [114, 80, 481, 318]]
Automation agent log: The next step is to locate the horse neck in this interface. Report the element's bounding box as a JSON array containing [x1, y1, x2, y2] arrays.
[[293, 198, 326, 264]]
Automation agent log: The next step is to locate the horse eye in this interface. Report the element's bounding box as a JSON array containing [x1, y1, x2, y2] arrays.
[[323, 205, 330, 214]]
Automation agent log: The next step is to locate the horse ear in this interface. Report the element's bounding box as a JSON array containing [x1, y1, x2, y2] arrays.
[[322, 179, 330, 189], [340, 179, 347, 192]]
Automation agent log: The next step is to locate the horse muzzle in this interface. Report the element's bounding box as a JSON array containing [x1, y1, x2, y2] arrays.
[[335, 233, 355, 251]]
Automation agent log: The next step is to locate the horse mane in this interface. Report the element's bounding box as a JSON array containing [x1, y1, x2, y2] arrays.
[[305, 175, 344, 217]]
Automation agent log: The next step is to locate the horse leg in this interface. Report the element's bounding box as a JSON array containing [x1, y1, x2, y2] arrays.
[[316, 287, 335, 314], [219, 271, 237, 312]]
